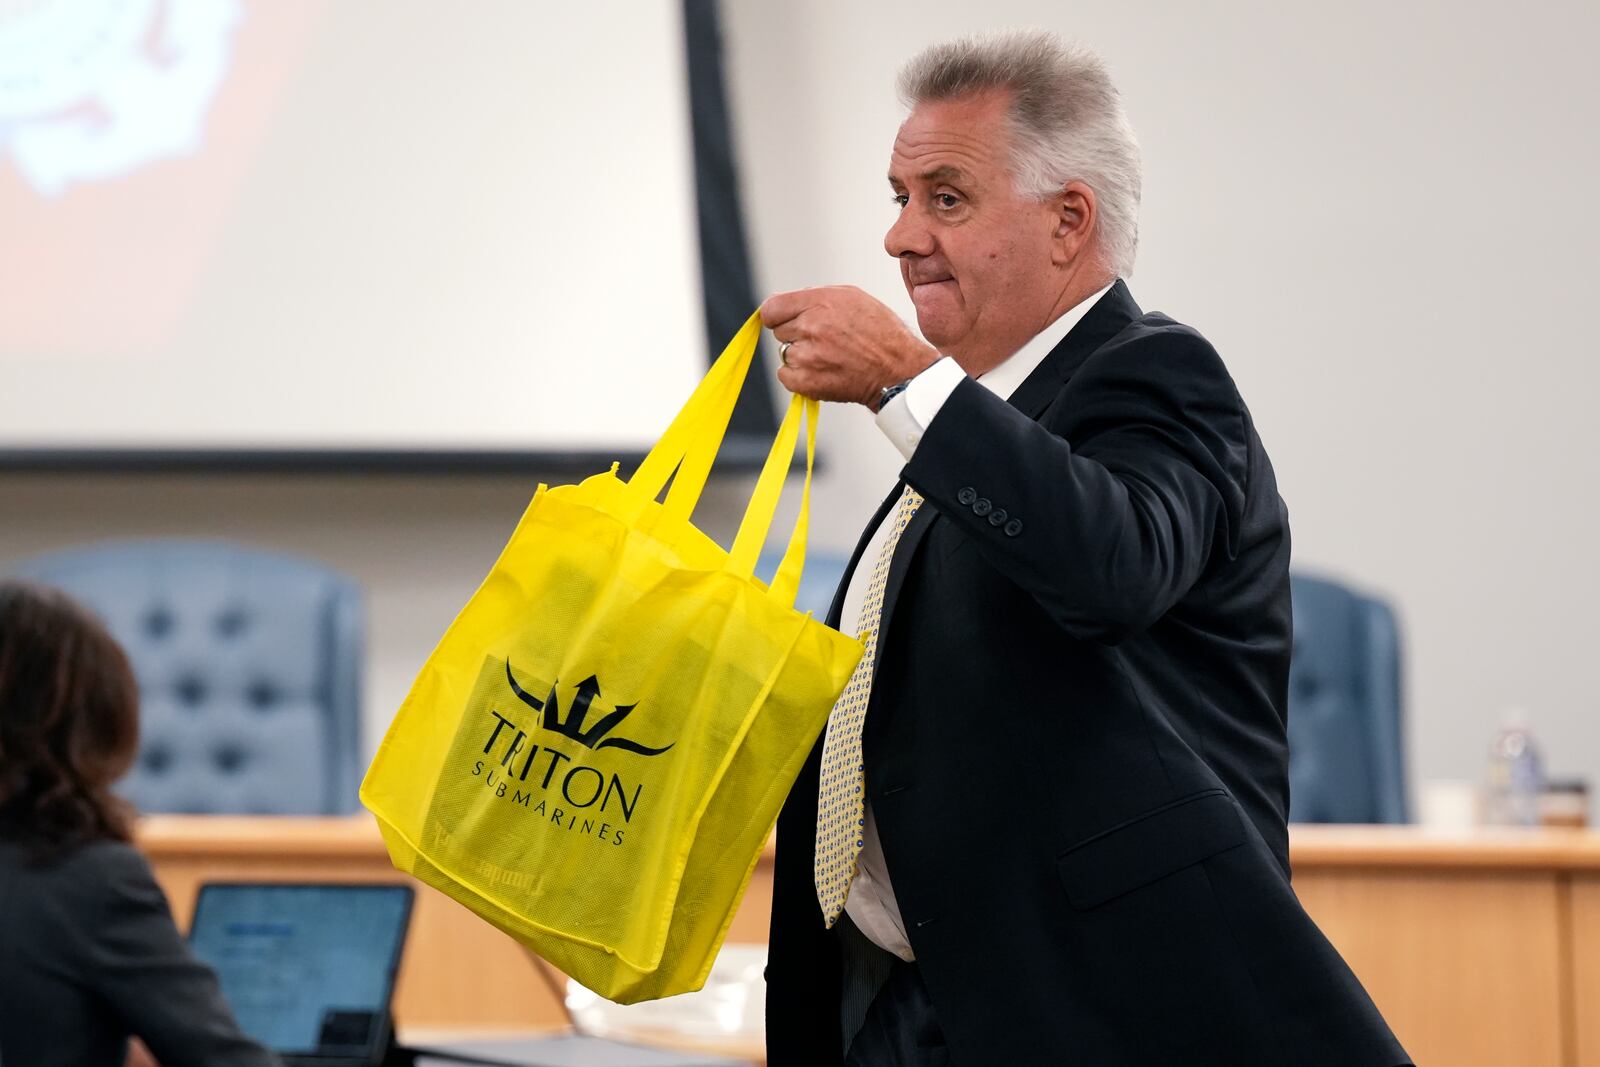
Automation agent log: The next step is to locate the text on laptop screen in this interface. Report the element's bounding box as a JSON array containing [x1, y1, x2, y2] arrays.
[[188, 884, 412, 1056]]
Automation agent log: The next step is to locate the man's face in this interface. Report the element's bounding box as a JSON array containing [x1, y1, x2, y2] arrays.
[[886, 90, 1062, 358]]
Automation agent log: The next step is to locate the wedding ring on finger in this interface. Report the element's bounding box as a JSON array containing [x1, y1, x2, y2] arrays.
[[779, 340, 794, 366]]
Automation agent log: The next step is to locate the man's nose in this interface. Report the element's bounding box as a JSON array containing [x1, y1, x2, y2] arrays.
[[885, 205, 935, 259]]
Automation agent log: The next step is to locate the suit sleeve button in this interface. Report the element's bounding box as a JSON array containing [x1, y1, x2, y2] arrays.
[[1004, 518, 1023, 537], [988, 508, 1008, 527], [958, 487, 978, 506], [973, 498, 992, 516]]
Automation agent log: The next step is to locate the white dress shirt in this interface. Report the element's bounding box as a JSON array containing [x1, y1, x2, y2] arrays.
[[836, 282, 1114, 961]]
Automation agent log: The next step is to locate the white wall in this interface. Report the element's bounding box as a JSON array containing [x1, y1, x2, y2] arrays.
[[718, 0, 1600, 797], [3, 0, 1596, 806]]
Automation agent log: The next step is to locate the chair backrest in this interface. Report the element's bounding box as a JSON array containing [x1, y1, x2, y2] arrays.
[[1287, 573, 1407, 823], [9, 540, 363, 815]]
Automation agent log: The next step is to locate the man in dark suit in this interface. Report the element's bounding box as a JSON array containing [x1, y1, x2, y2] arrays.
[[758, 31, 1410, 1066]]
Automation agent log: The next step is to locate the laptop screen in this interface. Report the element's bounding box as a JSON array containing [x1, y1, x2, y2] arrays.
[[188, 883, 413, 1059]]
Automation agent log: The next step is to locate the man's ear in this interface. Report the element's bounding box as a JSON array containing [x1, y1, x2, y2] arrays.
[[1049, 180, 1098, 267]]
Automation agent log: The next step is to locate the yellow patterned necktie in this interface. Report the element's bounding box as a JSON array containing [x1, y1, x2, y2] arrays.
[[814, 485, 923, 926]]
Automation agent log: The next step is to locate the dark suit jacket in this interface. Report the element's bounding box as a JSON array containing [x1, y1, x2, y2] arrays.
[[766, 282, 1410, 1066], [0, 837, 281, 1067]]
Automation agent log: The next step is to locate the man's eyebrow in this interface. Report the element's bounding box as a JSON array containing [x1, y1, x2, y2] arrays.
[[921, 165, 973, 185], [886, 165, 976, 187]]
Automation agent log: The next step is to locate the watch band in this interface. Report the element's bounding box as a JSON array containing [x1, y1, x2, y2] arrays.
[[877, 377, 913, 412]]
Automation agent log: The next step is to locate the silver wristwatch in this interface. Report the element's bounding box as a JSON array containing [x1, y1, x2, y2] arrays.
[[876, 377, 913, 412]]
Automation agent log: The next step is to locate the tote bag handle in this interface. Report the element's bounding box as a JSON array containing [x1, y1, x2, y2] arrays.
[[625, 312, 819, 611], [627, 314, 762, 523], [729, 392, 816, 609]]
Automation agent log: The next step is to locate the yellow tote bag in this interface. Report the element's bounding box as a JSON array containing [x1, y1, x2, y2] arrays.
[[360, 314, 863, 1003]]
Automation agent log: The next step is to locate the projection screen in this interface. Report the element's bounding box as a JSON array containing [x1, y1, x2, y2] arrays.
[[0, 0, 746, 466]]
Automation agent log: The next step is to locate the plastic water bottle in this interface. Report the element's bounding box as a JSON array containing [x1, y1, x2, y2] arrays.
[[1485, 708, 1545, 827]]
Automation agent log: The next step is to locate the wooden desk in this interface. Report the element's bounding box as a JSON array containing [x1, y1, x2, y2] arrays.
[[1291, 826, 1600, 1067], [139, 818, 1600, 1066]]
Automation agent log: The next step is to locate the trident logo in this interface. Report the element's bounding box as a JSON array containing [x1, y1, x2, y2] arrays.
[[504, 660, 674, 756]]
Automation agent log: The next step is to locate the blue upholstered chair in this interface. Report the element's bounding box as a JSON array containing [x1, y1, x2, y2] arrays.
[[1287, 573, 1407, 823], [9, 541, 363, 815]]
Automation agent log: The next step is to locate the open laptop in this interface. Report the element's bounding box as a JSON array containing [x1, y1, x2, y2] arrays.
[[187, 882, 414, 1067]]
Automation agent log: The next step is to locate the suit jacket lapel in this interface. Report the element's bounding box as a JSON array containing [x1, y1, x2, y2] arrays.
[[870, 279, 1144, 656], [876, 497, 937, 649], [824, 480, 906, 629]]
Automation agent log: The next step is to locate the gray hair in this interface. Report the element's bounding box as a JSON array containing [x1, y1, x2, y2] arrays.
[[898, 31, 1142, 277]]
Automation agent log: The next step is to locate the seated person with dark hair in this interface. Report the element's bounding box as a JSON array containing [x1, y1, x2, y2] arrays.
[[0, 581, 281, 1067]]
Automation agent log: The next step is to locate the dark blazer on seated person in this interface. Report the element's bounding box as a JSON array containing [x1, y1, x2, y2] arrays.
[[0, 838, 281, 1067]]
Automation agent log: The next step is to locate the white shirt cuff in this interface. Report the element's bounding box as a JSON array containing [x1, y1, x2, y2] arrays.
[[874, 357, 966, 461]]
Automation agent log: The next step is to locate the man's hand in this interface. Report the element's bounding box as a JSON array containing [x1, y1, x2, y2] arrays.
[[759, 286, 940, 408]]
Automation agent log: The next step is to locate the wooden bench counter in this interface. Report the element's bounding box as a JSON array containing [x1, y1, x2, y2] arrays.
[[138, 818, 1600, 1066]]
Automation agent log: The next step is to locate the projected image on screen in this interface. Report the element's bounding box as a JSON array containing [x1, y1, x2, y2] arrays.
[[188, 884, 411, 1056], [0, 1, 708, 456], [0, 0, 309, 360], [0, 0, 243, 197]]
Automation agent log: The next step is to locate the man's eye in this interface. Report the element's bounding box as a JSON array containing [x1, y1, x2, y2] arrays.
[[891, 193, 909, 208], [935, 193, 961, 209]]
